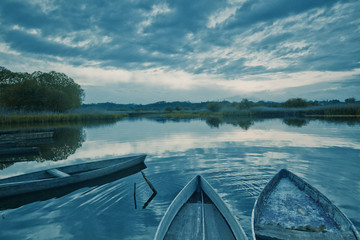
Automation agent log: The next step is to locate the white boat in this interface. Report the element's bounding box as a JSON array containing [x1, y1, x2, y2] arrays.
[[155, 175, 248, 240]]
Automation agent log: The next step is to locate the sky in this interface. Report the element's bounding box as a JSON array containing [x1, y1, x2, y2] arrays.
[[0, 0, 359, 104]]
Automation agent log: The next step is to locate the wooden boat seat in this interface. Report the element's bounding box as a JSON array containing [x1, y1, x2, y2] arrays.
[[47, 169, 71, 178]]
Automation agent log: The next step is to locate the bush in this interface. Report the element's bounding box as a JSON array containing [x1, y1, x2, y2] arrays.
[[206, 102, 222, 112], [165, 106, 173, 112]]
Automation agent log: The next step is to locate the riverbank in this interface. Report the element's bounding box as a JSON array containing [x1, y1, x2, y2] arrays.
[[0, 112, 128, 125]]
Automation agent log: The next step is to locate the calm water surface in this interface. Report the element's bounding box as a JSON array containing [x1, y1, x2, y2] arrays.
[[0, 118, 359, 239]]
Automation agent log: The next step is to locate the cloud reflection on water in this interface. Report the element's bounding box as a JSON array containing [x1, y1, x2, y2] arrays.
[[67, 127, 360, 161]]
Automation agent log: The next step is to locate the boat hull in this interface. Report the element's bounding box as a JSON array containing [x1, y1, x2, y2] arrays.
[[0, 154, 146, 199], [251, 169, 360, 240], [154, 175, 248, 240]]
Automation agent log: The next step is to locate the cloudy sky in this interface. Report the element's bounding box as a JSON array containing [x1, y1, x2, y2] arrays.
[[0, 0, 359, 103]]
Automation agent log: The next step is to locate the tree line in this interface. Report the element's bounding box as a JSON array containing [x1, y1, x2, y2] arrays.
[[0, 67, 84, 112]]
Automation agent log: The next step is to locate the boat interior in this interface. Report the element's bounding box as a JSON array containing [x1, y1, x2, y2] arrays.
[[164, 185, 236, 240]]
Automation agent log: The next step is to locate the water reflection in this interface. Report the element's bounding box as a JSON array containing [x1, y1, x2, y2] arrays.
[[0, 127, 85, 171], [143, 115, 359, 129], [282, 118, 309, 127], [37, 127, 85, 161], [0, 118, 359, 239]]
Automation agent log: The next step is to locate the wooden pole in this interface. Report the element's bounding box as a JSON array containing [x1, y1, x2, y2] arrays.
[[141, 171, 157, 194], [134, 182, 137, 209]]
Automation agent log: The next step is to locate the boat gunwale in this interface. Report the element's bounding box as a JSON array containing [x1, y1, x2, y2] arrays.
[[154, 175, 248, 240], [0, 154, 146, 183], [251, 169, 360, 240]]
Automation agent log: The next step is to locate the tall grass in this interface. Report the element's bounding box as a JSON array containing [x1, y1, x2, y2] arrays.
[[0, 112, 128, 125]]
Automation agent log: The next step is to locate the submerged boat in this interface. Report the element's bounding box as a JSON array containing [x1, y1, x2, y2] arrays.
[[0, 154, 146, 199], [252, 169, 360, 240], [154, 175, 248, 240]]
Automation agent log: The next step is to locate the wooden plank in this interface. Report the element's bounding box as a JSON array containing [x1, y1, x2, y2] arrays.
[[204, 204, 235, 240], [165, 203, 203, 240], [155, 175, 248, 240], [154, 176, 199, 240], [47, 169, 70, 178], [200, 176, 248, 240], [0, 132, 54, 141]]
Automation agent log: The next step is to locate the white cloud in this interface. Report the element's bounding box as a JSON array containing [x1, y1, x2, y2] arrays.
[[218, 68, 360, 93], [137, 3, 172, 33], [12, 25, 42, 36], [28, 0, 58, 14], [207, 0, 247, 28], [47, 29, 112, 48], [0, 42, 21, 55]]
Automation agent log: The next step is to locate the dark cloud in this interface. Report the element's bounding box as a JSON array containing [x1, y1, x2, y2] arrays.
[[2, 0, 359, 72], [225, 0, 340, 29], [0, 0, 359, 102], [0, 1, 55, 29]]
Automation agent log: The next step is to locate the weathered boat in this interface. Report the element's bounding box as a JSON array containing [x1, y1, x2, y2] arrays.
[[0, 154, 146, 199], [252, 169, 360, 240], [154, 175, 248, 240], [0, 162, 147, 210]]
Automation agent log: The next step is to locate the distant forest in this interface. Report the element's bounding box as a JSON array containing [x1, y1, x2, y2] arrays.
[[83, 97, 359, 113]]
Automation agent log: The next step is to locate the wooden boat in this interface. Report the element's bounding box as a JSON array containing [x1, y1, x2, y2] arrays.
[[0, 162, 147, 210], [0, 154, 146, 199], [0, 147, 39, 156], [0, 131, 54, 141], [252, 169, 360, 240], [154, 175, 248, 240]]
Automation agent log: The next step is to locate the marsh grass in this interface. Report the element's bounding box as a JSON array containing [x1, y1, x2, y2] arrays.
[[0, 112, 128, 125]]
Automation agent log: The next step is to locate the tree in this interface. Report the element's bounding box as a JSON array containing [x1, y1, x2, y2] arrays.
[[283, 98, 309, 108], [345, 98, 356, 104], [206, 101, 222, 112], [238, 98, 251, 109], [0, 67, 84, 112]]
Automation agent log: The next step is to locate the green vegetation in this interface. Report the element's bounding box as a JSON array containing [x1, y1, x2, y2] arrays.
[[0, 67, 84, 112], [0, 112, 128, 125], [206, 101, 223, 112], [283, 98, 314, 108]]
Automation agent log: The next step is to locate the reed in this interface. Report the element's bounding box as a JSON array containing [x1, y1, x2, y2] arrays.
[[0, 112, 128, 125]]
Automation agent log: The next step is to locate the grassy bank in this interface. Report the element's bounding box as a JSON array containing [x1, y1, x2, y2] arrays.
[[1, 103, 359, 126], [0, 112, 128, 125]]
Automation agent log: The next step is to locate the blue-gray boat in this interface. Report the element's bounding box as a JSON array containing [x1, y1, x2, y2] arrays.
[[0, 154, 146, 199], [252, 169, 360, 240]]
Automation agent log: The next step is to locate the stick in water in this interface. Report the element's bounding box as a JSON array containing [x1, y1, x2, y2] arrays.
[[134, 182, 137, 209], [141, 171, 157, 194]]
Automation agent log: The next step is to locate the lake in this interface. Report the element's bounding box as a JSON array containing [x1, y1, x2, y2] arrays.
[[0, 117, 359, 239]]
